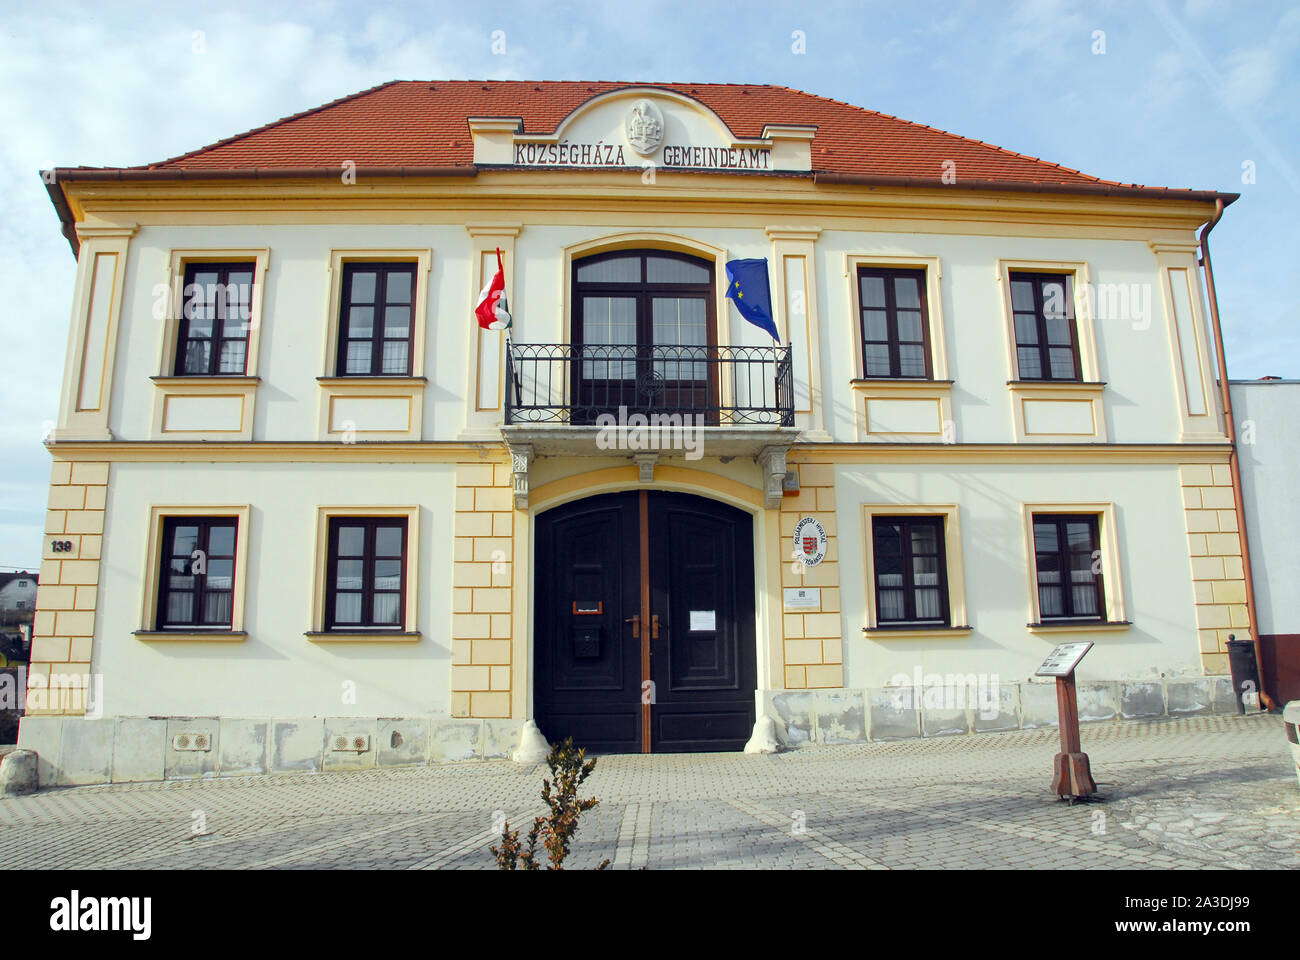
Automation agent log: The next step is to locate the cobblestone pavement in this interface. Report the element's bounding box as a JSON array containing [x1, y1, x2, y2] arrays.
[[1, 713, 1296, 869]]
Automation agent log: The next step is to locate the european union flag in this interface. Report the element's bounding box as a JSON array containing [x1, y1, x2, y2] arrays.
[[724, 258, 780, 342]]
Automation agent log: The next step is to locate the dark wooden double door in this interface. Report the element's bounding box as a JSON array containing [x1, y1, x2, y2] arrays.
[[534, 491, 756, 753]]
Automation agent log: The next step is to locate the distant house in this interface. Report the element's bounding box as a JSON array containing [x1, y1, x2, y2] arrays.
[[0, 572, 38, 617]]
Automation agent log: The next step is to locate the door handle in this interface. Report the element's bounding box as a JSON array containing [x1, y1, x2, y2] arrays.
[[625, 614, 640, 638], [651, 614, 660, 639]]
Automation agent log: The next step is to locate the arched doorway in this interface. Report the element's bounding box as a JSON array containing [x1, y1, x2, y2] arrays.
[[533, 490, 756, 753], [570, 249, 718, 424]]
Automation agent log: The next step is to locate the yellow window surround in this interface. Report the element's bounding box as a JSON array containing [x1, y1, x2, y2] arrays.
[[995, 259, 1109, 443], [135, 504, 251, 641], [844, 253, 950, 381], [1019, 501, 1129, 630], [307, 505, 422, 641], [318, 248, 432, 442], [851, 378, 955, 444], [151, 249, 271, 442], [859, 503, 969, 635]]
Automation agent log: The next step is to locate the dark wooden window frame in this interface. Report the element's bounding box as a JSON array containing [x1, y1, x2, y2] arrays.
[[570, 250, 718, 348], [871, 515, 951, 626], [1032, 513, 1106, 621], [856, 266, 933, 379], [324, 517, 409, 631], [570, 249, 719, 414], [1009, 272, 1083, 382], [156, 516, 238, 629], [336, 262, 418, 377], [175, 262, 255, 376]]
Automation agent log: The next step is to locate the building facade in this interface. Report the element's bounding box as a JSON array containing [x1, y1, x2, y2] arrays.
[[21, 82, 1253, 783], [1230, 378, 1299, 705]]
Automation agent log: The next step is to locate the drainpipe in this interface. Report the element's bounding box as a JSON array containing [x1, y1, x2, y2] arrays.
[[1198, 198, 1274, 710]]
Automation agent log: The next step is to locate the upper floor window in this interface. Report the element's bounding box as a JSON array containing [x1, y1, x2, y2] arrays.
[[871, 515, 949, 625], [1031, 514, 1104, 620], [337, 263, 416, 376], [157, 517, 237, 629], [569, 250, 718, 424], [177, 263, 255, 375], [1009, 273, 1080, 381], [857, 267, 932, 378]]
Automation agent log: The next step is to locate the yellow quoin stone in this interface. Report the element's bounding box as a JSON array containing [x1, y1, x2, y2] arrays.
[[450, 459, 516, 718], [779, 460, 844, 689], [1180, 463, 1251, 675], [27, 460, 110, 716]]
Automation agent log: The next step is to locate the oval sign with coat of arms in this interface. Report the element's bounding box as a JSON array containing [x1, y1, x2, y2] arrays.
[[793, 517, 827, 566]]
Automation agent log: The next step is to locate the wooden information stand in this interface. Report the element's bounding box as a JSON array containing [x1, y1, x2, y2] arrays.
[[1035, 642, 1099, 801]]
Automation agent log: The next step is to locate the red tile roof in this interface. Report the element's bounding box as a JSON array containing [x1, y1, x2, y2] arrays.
[[66, 81, 1222, 199]]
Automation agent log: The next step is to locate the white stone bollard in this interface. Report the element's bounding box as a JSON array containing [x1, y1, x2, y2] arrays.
[[512, 719, 551, 765], [744, 715, 781, 754]]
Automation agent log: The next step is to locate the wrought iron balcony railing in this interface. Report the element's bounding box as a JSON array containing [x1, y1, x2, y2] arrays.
[[505, 342, 794, 426]]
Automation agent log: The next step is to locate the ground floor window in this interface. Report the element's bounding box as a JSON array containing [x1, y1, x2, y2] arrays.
[[325, 517, 408, 630], [1031, 513, 1104, 620], [157, 517, 238, 628], [871, 515, 950, 625]]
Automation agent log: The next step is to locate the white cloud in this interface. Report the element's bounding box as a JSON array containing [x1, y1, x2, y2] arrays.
[[1219, 45, 1280, 109], [1145, 49, 1191, 106]]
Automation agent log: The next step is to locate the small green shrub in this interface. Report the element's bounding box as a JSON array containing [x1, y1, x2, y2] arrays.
[[492, 737, 611, 870]]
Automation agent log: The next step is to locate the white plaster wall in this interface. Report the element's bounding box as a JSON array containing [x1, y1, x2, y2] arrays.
[[835, 460, 1202, 686], [1230, 380, 1300, 635], [106, 222, 1199, 446], [94, 460, 456, 717]]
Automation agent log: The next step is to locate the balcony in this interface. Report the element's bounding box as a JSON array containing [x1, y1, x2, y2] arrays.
[[505, 342, 794, 426], [502, 341, 797, 507]]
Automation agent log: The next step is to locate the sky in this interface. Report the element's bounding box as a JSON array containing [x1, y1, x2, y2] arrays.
[[0, 0, 1296, 571]]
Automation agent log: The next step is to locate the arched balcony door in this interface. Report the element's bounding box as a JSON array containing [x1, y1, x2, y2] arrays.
[[570, 250, 719, 425]]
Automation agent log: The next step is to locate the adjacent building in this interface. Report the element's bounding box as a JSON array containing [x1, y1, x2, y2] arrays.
[[1230, 377, 1300, 705], [21, 81, 1254, 782]]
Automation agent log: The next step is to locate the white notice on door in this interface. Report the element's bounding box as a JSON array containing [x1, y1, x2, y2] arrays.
[[689, 610, 716, 632]]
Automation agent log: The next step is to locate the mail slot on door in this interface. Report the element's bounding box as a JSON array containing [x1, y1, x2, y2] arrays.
[[572, 624, 601, 658]]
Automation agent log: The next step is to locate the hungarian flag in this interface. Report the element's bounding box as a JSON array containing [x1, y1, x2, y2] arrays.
[[474, 248, 512, 330]]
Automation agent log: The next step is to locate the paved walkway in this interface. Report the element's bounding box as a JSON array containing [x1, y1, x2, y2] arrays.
[[1, 714, 1295, 869]]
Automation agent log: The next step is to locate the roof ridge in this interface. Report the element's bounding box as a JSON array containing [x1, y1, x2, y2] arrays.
[[147, 79, 404, 169]]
